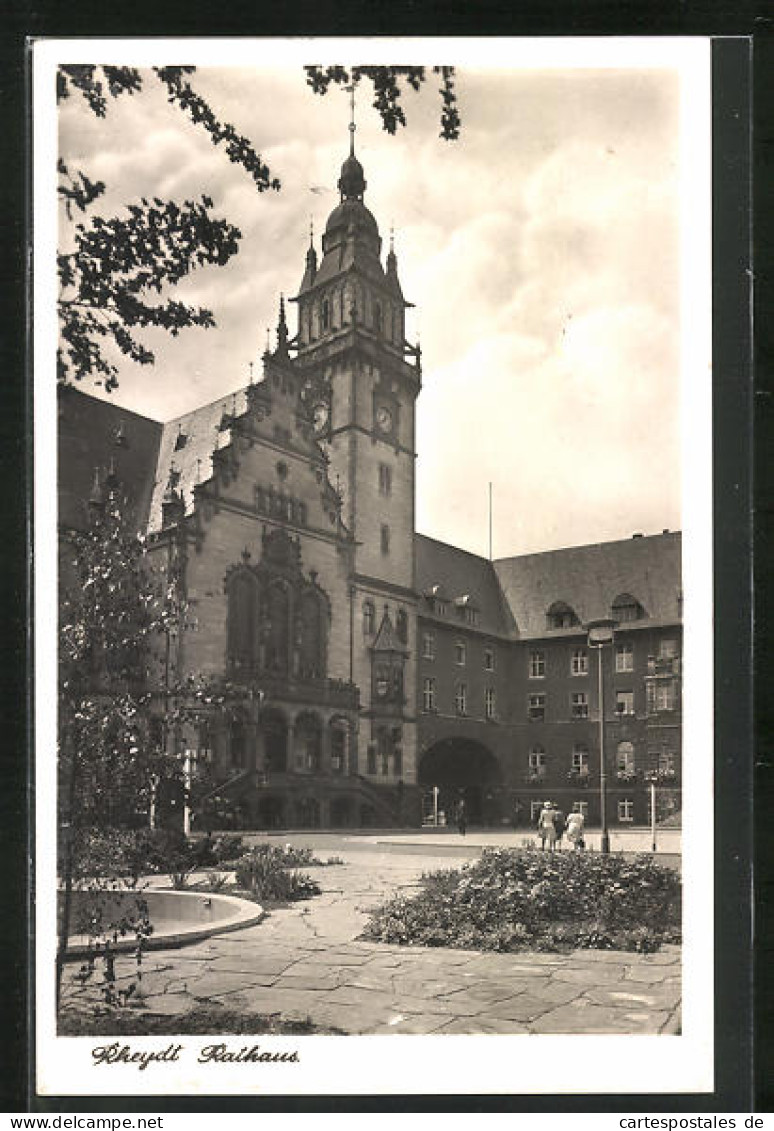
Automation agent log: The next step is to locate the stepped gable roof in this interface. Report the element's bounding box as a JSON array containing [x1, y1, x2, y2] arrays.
[[147, 386, 251, 533], [58, 385, 162, 533], [414, 534, 515, 637], [493, 531, 682, 638]]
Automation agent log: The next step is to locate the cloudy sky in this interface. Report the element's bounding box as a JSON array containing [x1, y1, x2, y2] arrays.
[[57, 47, 703, 557]]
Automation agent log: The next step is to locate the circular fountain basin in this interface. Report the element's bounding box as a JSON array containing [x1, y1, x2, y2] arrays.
[[60, 888, 264, 958]]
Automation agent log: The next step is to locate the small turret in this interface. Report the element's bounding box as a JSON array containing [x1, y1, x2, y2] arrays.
[[276, 294, 289, 357], [298, 221, 318, 293], [88, 466, 105, 520]]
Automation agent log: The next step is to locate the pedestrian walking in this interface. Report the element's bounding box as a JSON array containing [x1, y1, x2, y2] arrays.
[[553, 806, 565, 849], [537, 800, 558, 851], [456, 798, 467, 836], [565, 805, 586, 850]]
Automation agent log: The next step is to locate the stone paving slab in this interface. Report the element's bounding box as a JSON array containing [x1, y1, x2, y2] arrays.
[[60, 850, 681, 1036]]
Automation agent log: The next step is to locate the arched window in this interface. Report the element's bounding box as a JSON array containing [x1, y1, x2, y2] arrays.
[[612, 593, 645, 622], [546, 600, 581, 630], [374, 301, 383, 335], [363, 600, 375, 635], [266, 582, 290, 673], [227, 572, 256, 671], [617, 741, 635, 775], [396, 608, 408, 643], [298, 589, 325, 679], [321, 299, 330, 331]]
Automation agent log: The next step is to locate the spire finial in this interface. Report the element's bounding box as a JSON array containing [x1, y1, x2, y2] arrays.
[[309, 216, 314, 245], [389, 224, 395, 254], [249, 360, 254, 385], [346, 80, 356, 156]]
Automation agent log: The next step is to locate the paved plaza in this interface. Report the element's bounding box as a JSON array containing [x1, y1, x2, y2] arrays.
[[61, 834, 681, 1036]]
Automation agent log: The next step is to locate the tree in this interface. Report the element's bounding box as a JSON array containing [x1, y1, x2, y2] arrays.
[[57, 484, 174, 1005], [57, 64, 460, 391]]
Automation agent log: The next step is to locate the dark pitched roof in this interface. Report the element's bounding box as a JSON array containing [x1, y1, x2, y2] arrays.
[[493, 531, 682, 638], [58, 385, 162, 533], [147, 387, 250, 533], [414, 534, 515, 637]]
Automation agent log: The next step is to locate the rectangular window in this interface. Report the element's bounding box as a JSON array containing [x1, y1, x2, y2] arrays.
[[331, 730, 345, 774], [529, 650, 545, 678], [571, 692, 589, 718], [615, 642, 634, 672], [530, 801, 543, 823], [655, 680, 677, 712], [659, 638, 678, 659], [423, 677, 436, 712], [367, 744, 377, 775], [378, 463, 392, 496], [484, 647, 495, 671], [615, 690, 635, 716], [393, 748, 402, 777], [571, 649, 588, 676], [455, 683, 467, 716], [576, 801, 589, 819], [455, 640, 466, 666], [528, 693, 546, 721], [528, 749, 546, 772], [485, 687, 496, 719], [618, 799, 634, 822], [422, 631, 435, 660], [572, 748, 589, 772], [380, 524, 390, 555]]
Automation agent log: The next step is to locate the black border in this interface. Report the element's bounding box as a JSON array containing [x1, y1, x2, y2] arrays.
[[2, 5, 762, 1115]]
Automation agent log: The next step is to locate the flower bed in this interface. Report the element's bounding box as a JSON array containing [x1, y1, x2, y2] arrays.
[[362, 848, 681, 954]]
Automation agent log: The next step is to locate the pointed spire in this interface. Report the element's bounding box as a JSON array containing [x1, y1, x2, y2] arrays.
[[299, 219, 318, 292], [385, 225, 404, 300], [338, 81, 366, 202], [88, 466, 105, 515], [249, 360, 254, 385], [105, 455, 119, 490], [276, 293, 289, 356]]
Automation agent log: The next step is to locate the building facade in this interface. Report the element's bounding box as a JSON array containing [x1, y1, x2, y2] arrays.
[[58, 139, 682, 830]]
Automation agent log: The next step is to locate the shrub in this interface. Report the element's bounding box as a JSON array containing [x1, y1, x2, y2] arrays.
[[362, 848, 681, 953], [209, 833, 246, 864], [233, 847, 321, 902]]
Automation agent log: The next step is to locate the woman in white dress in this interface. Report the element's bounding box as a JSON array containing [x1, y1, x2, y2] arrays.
[[565, 806, 586, 850]]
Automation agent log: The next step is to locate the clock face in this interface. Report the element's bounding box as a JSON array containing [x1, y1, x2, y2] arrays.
[[312, 401, 329, 432], [375, 405, 393, 434]]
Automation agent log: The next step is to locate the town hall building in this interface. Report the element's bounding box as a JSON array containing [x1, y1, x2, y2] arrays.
[[58, 136, 683, 832]]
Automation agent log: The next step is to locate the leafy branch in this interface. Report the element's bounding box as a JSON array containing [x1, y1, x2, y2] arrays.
[[304, 65, 461, 140]]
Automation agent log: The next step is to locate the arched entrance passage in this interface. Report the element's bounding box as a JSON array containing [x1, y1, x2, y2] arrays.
[[419, 738, 503, 826]]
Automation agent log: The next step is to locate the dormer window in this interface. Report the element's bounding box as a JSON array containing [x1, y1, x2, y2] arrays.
[[455, 594, 479, 627], [546, 601, 581, 630], [611, 593, 645, 623]]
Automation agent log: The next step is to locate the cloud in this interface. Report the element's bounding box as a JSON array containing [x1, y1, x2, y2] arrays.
[[56, 62, 686, 553]]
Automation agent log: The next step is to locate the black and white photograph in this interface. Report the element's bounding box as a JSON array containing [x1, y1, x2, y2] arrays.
[[34, 37, 714, 1097]]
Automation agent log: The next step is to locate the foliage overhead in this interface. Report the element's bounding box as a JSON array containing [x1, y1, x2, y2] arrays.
[[304, 65, 461, 140], [58, 63, 460, 392]]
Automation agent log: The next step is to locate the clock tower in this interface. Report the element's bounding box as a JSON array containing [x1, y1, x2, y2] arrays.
[[290, 125, 421, 807]]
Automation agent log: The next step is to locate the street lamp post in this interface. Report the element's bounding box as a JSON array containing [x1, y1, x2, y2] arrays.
[[587, 618, 617, 855]]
